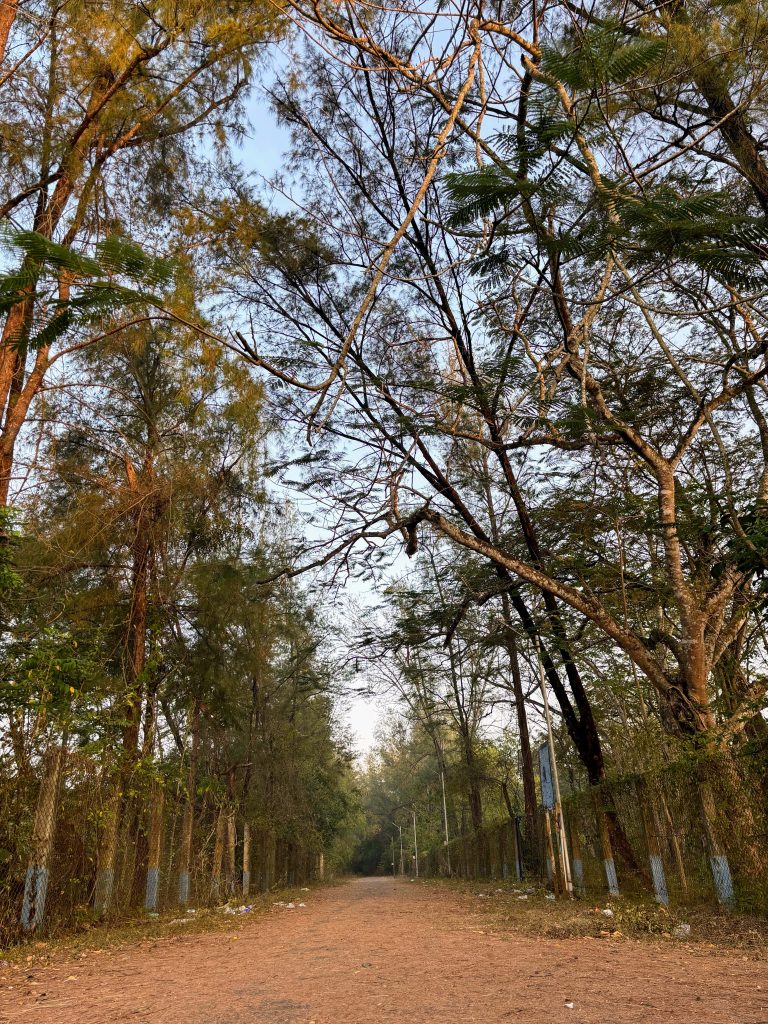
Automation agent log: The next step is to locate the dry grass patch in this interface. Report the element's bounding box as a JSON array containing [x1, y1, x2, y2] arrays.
[[421, 878, 768, 957], [0, 883, 321, 969]]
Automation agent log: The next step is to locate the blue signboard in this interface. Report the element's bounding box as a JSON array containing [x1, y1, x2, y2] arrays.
[[538, 741, 554, 809]]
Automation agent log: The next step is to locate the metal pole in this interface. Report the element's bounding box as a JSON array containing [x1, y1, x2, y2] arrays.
[[393, 821, 404, 876], [535, 643, 573, 896], [413, 809, 419, 878], [440, 767, 451, 874]]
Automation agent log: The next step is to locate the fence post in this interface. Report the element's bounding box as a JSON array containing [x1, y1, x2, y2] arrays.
[[144, 785, 164, 911], [636, 778, 668, 905]]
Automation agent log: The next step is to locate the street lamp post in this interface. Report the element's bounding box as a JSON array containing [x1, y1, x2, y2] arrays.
[[412, 809, 419, 878], [391, 821, 404, 876], [440, 766, 451, 875]]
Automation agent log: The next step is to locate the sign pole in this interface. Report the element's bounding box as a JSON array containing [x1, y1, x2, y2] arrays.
[[412, 809, 419, 878], [440, 767, 451, 875], [536, 642, 573, 897]]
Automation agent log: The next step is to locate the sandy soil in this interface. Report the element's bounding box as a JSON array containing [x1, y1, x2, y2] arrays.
[[0, 877, 765, 1023]]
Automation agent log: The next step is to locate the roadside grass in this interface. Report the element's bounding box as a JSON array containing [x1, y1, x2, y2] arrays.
[[0, 882, 322, 969], [419, 878, 768, 957], [4, 874, 766, 977]]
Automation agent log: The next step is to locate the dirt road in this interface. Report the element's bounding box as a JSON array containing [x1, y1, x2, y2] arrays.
[[1, 877, 765, 1023]]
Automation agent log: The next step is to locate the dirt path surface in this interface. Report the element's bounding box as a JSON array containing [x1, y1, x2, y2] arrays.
[[1, 878, 765, 1023]]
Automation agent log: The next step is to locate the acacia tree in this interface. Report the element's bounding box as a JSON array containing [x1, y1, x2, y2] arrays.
[[202, 51, 619, 800], [213, 4, 768, 764]]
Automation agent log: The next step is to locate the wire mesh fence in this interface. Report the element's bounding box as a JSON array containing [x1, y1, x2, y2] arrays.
[[422, 748, 768, 914], [0, 737, 323, 945]]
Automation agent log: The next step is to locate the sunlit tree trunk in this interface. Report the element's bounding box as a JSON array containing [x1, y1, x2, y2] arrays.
[[94, 781, 121, 917], [21, 732, 67, 932], [93, 462, 152, 916], [0, 0, 17, 64], [144, 784, 165, 911]]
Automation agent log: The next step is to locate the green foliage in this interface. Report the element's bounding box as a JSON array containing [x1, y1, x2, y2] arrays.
[[724, 503, 768, 594], [447, 165, 768, 287], [0, 509, 21, 605], [540, 25, 666, 90], [0, 231, 177, 350]]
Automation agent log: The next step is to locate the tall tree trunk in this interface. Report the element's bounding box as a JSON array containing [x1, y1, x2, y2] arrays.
[[130, 678, 160, 905], [0, 0, 18, 64], [500, 595, 536, 823], [93, 780, 121, 917], [480, 462, 608, 785], [0, 49, 117, 505], [21, 731, 67, 932], [178, 703, 201, 905], [226, 810, 237, 896], [262, 830, 276, 891], [461, 735, 483, 833], [144, 784, 164, 910], [93, 472, 152, 916], [211, 807, 225, 901], [700, 749, 762, 890], [480, 403, 608, 785], [242, 822, 251, 897]]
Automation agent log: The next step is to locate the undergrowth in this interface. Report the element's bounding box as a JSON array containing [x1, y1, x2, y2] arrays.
[[0, 882, 323, 966], [422, 878, 768, 957]]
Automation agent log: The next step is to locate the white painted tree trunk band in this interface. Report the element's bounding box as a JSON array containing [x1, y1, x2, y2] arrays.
[[603, 857, 619, 896], [145, 867, 159, 910], [649, 854, 669, 905], [572, 858, 584, 891], [710, 855, 735, 905], [178, 871, 190, 906], [21, 866, 49, 931], [93, 867, 115, 916]]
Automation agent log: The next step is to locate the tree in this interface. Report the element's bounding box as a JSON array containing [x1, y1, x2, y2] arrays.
[[0, 0, 280, 504], [220, 4, 768, 757]]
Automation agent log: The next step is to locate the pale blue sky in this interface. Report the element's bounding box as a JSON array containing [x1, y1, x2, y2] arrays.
[[238, 81, 383, 756]]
